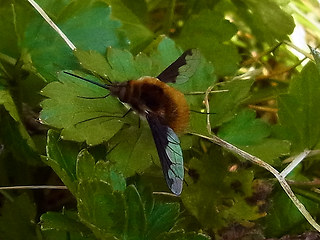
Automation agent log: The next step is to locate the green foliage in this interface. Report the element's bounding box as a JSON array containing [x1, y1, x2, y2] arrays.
[[177, 9, 240, 77], [231, 0, 295, 44], [182, 146, 261, 232], [0, 194, 39, 240], [41, 132, 210, 239], [41, 71, 125, 146], [263, 186, 320, 237], [275, 62, 320, 152], [22, 1, 128, 81], [1, 0, 320, 239], [218, 109, 290, 165]]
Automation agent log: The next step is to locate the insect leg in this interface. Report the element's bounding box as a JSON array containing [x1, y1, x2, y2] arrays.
[[77, 94, 110, 99], [74, 109, 133, 127]]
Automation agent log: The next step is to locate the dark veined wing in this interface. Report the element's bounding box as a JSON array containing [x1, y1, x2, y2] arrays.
[[157, 49, 201, 84], [146, 112, 184, 195]]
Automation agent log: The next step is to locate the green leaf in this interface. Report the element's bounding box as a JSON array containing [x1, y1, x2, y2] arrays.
[[218, 109, 270, 146], [0, 87, 38, 161], [105, 0, 153, 52], [76, 149, 126, 192], [74, 49, 112, 78], [40, 71, 125, 146], [46, 129, 79, 195], [210, 79, 254, 127], [108, 167, 127, 192], [23, 1, 128, 81], [146, 203, 180, 239], [108, 124, 155, 178], [0, 194, 39, 240], [182, 147, 261, 231], [0, 84, 20, 121], [76, 46, 153, 82], [0, 1, 34, 57], [134, 179, 155, 218], [0, 107, 40, 166], [177, 9, 240, 76], [40, 211, 91, 235], [242, 138, 290, 165], [107, 47, 150, 81], [76, 149, 95, 181], [232, 0, 294, 44], [218, 109, 290, 164], [263, 188, 320, 237], [276, 62, 320, 151], [124, 185, 146, 239], [77, 179, 126, 239]]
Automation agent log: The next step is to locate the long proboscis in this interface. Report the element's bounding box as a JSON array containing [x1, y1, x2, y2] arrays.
[[63, 71, 110, 90]]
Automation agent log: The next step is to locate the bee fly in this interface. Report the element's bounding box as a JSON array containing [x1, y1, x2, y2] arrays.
[[65, 49, 200, 195]]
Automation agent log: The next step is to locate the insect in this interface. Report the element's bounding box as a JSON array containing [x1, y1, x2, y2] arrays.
[[65, 49, 200, 195]]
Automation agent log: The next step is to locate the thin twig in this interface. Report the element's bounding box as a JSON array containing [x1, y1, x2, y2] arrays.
[[284, 40, 313, 60], [189, 132, 320, 232], [287, 179, 320, 187], [185, 89, 229, 95], [204, 85, 215, 135], [152, 191, 179, 197], [248, 104, 278, 113], [193, 75, 320, 232], [27, 0, 76, 50], [0, 185, 68, 190], [281, 150, 311, 178]]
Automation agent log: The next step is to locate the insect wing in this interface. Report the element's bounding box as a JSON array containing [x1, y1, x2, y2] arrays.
[[157, 49, 201, 84], [146, 113, 184, 195]]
